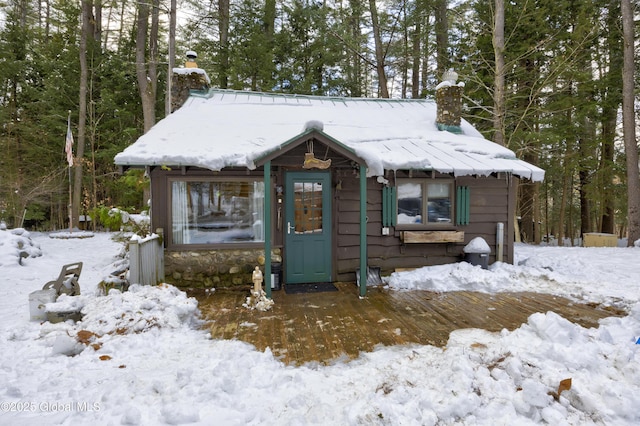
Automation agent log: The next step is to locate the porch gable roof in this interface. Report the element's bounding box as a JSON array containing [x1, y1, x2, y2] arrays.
[[253, 128, 365, 167]]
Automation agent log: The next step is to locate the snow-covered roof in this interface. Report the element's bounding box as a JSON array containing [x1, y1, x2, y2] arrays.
[[114, 89, 544, 181]]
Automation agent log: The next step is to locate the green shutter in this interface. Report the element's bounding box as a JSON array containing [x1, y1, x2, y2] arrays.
[[382, 186, 397, 227], [391, 186, 397, 226], [456, 186, 470, 225]]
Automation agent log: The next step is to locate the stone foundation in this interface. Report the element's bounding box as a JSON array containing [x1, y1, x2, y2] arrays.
[[164, 248, 282, 288]]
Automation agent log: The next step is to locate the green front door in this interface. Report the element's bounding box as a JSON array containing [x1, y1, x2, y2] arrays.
[[284, 171, 332, 284]]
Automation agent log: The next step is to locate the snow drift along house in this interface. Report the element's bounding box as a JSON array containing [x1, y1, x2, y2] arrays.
[[114, 67, 544, 297]]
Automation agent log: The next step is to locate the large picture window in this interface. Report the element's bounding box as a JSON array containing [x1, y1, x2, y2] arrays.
[[397, 180, 453, 226], [170, 179, 265, 245]]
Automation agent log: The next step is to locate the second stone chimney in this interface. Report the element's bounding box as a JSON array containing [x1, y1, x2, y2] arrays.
[[171, 51, 210, 112], [435, 68, 464, 134]]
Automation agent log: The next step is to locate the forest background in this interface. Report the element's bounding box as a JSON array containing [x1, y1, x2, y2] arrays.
[[0, 0, 638, 246]]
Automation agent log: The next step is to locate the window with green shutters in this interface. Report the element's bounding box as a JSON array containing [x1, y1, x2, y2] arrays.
[[382, 183, 470, 228]]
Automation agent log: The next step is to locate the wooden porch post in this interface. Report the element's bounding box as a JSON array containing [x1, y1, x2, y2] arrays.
[[264, 161, 272, 298], [359, 165, 367, 297]]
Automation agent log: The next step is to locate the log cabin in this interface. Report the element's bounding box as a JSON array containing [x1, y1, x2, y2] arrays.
[[115, 66, 544, 297]]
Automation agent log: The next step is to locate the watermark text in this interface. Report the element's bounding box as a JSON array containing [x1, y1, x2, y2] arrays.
[[1, 401, 101, 413]]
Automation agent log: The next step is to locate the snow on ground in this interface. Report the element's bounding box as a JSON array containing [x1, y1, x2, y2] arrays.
[[1, 229, 640, 425], [388, 243, 640, 309]]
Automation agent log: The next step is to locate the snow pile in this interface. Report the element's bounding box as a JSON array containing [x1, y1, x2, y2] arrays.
[[2, 232, 640, 424], [49, 230, 95, 239], [463, 236, 491, 253], [389, 243, 640, 309], [44, 293, 88, 313], [387, 261, 565, 294], [438, 309, 640, 424], [38, 283, 201, 359], [243, 289, 275, 311], [75, 283, 200, 336], [0, 227, 42, 266]]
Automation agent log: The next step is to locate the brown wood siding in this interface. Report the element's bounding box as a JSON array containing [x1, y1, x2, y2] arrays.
[[150, 148, 517, 284], [457, 176, 513, 263], [334, 173, 516, 281], [150, 167, 167, 235]]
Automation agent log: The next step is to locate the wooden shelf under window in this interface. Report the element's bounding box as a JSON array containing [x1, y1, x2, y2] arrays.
[[401, 230, 464, 244]]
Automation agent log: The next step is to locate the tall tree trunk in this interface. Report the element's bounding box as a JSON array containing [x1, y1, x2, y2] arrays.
[[90, 1, 102, 231], [621, 0, 640, 246], [165, 0, 176, 117], [600, 0, 622, 233], [579, 167, 591, 235], [263, 0, 276, 91], [411, 18, 421, 98], [434, 0, 448, 77], [44, 0, 50, 37], [400, 2, 409, 98], [93, 0, 102, 44], [557, 163, 570, 246], [150, 1, 159, 104], [219, 0, 230, 89], [117, 0, 127, 53], [568, 174, 575, 245], [599, 122, 615, 233], [103, 0, 113, 51], [135, 0, 158, 133], [348, 0, 363, 97], [492, 0, 505, 146], [368, 0, 389, 98], [73, 1, 92, 229], [517, 56, 541, 244]]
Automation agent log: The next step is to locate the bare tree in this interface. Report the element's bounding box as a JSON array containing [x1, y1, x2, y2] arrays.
[[72, 1, 91, 229], [165, 0, 176, 117], [621, 0, 640, 246], [492, 0, 505, 146], [434, 0, 448, 77], [411, 12, 421, 98], [136, 0, 159, 133], [368, 0, 389, 98], [219, 0, 230, 89]]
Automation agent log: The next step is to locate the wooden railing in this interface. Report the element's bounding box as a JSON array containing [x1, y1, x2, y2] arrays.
[[129, 231, 165, 286]]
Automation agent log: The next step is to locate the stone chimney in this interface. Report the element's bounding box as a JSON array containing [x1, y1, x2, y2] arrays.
[[171, 51, 210, 112], [435, 69, 464, 134]]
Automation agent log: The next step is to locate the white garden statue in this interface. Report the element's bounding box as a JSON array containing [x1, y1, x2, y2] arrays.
[[245, 266, 274, 312], [252, 266, 263, 293]]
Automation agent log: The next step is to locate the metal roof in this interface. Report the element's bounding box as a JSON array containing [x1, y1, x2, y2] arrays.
[[115, 89, 544, 181]]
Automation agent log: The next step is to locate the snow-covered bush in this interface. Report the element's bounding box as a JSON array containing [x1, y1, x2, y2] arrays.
[[0, 227, 42, 266]]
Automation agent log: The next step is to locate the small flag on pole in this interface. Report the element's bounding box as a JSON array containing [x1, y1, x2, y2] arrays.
[[65, 113, 74, 167]]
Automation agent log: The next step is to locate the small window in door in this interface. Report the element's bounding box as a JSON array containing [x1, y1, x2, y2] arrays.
[[294, 182, 323, 233]]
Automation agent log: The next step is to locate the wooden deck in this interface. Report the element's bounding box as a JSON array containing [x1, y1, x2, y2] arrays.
[[195, 283, 624, 366]]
